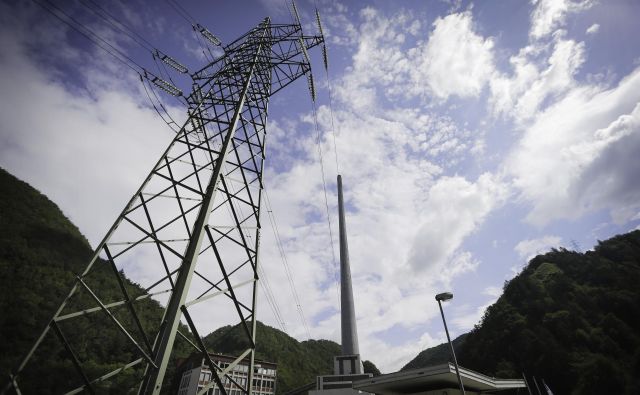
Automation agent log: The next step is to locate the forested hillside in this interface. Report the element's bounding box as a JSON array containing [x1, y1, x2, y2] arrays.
[[0, 168, 194, 393], [203, 321, 380, 393], [404, 231, 640, 395]]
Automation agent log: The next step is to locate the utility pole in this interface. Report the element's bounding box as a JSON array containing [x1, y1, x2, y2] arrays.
[[4, 13, 325, 395]]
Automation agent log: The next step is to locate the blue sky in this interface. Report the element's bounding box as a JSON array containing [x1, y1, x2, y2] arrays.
[[1, 0, 639, 372]]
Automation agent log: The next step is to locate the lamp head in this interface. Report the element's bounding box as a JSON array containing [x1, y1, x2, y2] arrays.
[[435, 292, 453, 302]]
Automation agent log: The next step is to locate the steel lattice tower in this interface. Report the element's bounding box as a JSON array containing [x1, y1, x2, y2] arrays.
[[4, 15, 323, 395]]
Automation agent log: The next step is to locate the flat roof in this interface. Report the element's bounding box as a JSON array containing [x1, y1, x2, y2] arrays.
[[352, 363, 525, 394]]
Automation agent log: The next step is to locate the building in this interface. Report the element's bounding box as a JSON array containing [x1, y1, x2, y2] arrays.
[[352, 363, 527, 395], [176, 352, 277, 395]]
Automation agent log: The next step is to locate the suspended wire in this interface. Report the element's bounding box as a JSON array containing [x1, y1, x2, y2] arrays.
[[258, 263, 289, 333], [34, 0, 187, 136], [140, 76, 180, 133], [323, 64, 341, 174], [264, 189, 313, 340], [32, 0, 141, 74], [193, 30, 216, 63], [78, 0, 188, 109], [152, 54, 185, 104], [166, 0, 197, 24], [310, 100, 341, 307], [309, 1, 341, 174], [218, 155, 289, 334], [78, 0, 155, 52], [165, 0, 220, 62], [145, 71, 184, 124]]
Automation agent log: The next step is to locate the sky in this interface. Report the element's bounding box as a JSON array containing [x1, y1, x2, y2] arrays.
[[1, 0, 640, 373]]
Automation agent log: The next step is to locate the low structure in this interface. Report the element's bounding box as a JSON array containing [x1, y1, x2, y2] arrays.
[[176, 352, 277, 395], [352, 363, 526, 395]]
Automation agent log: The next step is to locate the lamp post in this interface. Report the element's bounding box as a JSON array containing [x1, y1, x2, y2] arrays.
[[436, 292, 465, 395]]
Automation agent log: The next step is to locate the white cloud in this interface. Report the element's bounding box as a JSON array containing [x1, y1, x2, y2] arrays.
[[408, 173, 508, 274], [0, 12, 177, 245], [451, 300, 491, 331], [483, 285, 502, 298], [450, 285, 503, 332], [334, 8, 495, 108], [410, 11, 495, 100], [529, 0, 594, 40], [586, 23, 600, 35], [490, 34, 586, 122], [506, 67, 640, 225], [8, 0, 639, 377], [515, 235, 562, 262]]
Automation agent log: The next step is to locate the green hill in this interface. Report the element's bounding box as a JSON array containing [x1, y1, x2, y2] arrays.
[[403, 231, 640, 394], [203, 321, 380, 393]]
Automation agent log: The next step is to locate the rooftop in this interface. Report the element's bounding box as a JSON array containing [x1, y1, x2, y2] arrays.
[[352, 363, 526, 394]]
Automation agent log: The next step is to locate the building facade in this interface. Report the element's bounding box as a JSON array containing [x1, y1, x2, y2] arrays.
[[176, 353, 277, 395]]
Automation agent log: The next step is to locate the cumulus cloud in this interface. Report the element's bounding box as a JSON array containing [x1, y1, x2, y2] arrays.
[[408, 174, 508, 275], [506, 67, 640, 225], [410, 11, 495, 100], [490, 33, 586, 123], [0, 9, 177, 245], [334, 8, 495, 108]]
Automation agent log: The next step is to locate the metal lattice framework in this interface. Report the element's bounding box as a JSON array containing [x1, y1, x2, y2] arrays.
[[5, 16, 323, 395]]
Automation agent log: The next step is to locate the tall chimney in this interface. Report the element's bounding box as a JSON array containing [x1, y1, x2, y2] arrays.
[[337, 175, 360, 356]]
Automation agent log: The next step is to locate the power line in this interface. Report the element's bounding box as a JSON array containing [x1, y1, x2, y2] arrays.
[[32, 0, 142, 74], [219, 160, 290, 334], [140, 76, 181, 132], [78, 0, 155, 52], [323, 59, 341, 174], [264, 189, 313, 340], [311, 99, 341, 309], [165, 0, 222, 62], [77, 0, 189, 108], [166, 0, 197, 25]]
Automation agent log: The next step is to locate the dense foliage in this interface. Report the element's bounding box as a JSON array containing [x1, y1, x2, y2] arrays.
[[404, 231, 640, 394], [362, 360, 381, 376], [0, 168, 191, 393], [203, 322, 380, 394]]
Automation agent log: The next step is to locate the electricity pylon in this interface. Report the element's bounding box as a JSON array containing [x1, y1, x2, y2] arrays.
[[4, 15, 324, 395]]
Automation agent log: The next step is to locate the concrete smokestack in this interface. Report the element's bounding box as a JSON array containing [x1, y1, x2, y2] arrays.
[[337, 175, 360, 356]]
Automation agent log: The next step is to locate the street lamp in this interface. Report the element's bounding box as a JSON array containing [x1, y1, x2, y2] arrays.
[[435, 292, 465, 395]]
